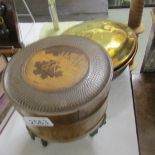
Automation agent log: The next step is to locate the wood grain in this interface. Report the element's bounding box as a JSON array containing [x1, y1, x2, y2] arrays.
[[132, 73, 155, 155]]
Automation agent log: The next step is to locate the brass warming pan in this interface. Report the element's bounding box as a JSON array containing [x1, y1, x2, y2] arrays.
[[63, 20, 138, 77], [3, 36, 113, 143]]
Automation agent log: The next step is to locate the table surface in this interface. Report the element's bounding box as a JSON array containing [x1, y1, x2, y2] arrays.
[[0, 67, 139, 155], [1, 8, 152, 155]]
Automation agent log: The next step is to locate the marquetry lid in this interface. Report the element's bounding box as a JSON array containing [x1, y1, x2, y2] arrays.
[[3, 36, 112, 114], [23, 45, 89, 92]]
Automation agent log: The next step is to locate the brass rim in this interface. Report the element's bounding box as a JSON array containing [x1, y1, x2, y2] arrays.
[[114, 42, 138, 75]]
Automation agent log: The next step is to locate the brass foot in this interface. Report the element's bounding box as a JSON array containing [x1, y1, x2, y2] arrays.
[[26, 126, 36, 140], [133, 23, 145, 34], [41, 139, 48, 147], [89, 114, 107, 137], [89, 129, 98, 137], [100, 114, 106, 127]]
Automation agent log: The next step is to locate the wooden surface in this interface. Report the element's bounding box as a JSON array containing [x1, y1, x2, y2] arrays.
[[128, 0, 144, 30], [132, 73, 155, 155], [0, 0, 20, 48]]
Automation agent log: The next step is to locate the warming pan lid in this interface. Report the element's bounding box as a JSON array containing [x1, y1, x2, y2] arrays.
[[4, 36, 112, 115], [63, 20, 137, 69]]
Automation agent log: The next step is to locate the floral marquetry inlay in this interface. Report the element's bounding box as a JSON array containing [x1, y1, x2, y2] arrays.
[[23, 46, 89, 92]]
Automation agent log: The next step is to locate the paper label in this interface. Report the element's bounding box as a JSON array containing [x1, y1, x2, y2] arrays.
[[24, 117, 53, 127]]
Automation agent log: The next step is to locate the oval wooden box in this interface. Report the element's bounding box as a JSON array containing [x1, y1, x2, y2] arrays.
[[3, 36, 113, 142]]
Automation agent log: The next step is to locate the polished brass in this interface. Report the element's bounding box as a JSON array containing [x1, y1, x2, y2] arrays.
[[114, 42, 138, 78], [63, 20, 137, 69]]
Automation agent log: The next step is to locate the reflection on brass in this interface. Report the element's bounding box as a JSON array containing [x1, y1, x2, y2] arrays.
[[114, 42, 138, 78], [63, 20, 137, 69]]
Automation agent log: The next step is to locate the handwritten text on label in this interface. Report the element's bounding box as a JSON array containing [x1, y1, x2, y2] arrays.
[[24, 117, 53, 127]]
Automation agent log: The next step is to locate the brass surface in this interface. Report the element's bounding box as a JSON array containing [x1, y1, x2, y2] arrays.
[[63, 20, 137, 69], [113, 42, 138, 78]]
